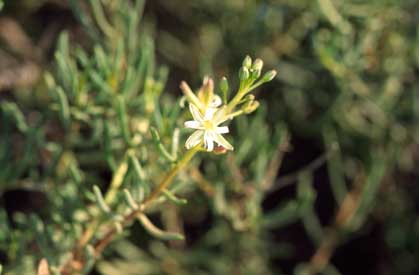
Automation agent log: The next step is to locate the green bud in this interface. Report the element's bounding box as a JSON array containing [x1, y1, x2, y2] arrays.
[[239, 66, 249, 81], [242, 94, 259, 114], [243, 100, 260, 114], [243, 94, 255, 102], [220, 77, 229, 93], [250, 70, 261, 79], [262, 70, 277, 82], [252, 58, 264, 72], [251, 58, 264, 79], [242, 55, 252, 68], [220, 76, 229, 103]]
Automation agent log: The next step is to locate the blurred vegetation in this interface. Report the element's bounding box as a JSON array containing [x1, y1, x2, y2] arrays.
[[0, 0, 419, 275]]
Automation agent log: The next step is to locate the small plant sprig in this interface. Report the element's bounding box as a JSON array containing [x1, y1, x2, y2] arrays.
[[60, 56, 276, 274], [181, 56, 276, 152]]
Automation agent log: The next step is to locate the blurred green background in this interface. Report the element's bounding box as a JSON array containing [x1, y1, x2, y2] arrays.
[[1, 0, 419, 274]]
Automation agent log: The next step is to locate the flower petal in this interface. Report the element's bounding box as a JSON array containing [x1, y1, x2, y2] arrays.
[[209, 131, 233, 151], [189, 104, 205, 123], [212, 106, 230, 125], [209, 95, 222, 108], [185, 130, 203, 149], [180, 81, 203, 110], [204, 107, 217, 120], [184, 120, 202, 129], [215, 126, 229, 134], [204, 132, 214, 151]]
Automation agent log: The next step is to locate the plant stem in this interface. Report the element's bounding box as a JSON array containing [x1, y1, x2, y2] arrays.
[[143, 145, 200, 205], [94, 145, 200, 254], [61, 145, 201, 274], [104, 155, 129, 204], [74, 156, 129, 252], [225, 86, 249, 114]]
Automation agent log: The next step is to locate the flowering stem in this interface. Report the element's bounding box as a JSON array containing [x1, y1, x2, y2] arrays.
[[225, 86, 249, 114], [61, 145, 201, 274], [143, 145, 201, 205], [93, 145, 201, 254], [74, 155, 129, 252]]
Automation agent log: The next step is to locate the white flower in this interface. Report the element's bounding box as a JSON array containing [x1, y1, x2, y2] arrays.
[[201, 93, 222, 118], [180, 77, 222, 116], [184, 103, 233, 152]]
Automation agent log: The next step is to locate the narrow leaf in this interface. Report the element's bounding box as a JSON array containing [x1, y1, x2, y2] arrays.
[[162, 189, 187, 205], [150, 127, 176, 162], [93, 185, 111, 214], [137, 213, 184, 241]]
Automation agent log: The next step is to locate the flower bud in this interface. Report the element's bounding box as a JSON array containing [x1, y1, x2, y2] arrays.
[[243, 94, 255, 102], [252, 58, 264, 72], [242, 94, 259, 114], [262, 70, 277, 82], [250, 59, 263, 79], [242, 55, 252, 68], [180, 81, 203, 110], [243, 100, 260, 114], [220, 77, 229, 92], [220, 76, 229, 103], [239, 66, 249, 81], [197, 76, 215, 107]]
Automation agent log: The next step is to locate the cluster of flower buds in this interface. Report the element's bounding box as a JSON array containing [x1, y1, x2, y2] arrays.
[[180, 56, 277, 153]]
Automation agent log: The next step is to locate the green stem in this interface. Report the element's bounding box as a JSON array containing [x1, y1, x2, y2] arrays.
[[104, 155, 129, 204], [143, 145, 201, 205], [62, 146, 201, 274], [74, 155, 128, 251], [225, 88, 248, 114]]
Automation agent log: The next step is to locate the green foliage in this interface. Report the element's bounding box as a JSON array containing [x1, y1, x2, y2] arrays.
[[149, 0, 419, 273], [0, 0, 418, 275]]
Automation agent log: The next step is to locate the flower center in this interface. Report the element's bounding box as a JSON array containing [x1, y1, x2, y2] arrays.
[[203, 120, 215, 131]]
